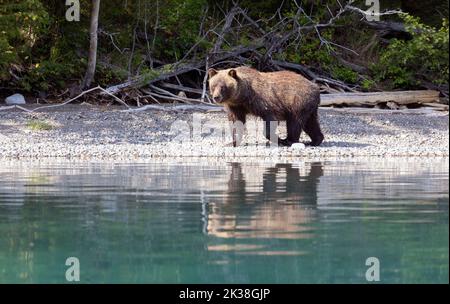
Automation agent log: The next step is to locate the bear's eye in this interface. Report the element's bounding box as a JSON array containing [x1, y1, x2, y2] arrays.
[[213, 84, 223, 93]]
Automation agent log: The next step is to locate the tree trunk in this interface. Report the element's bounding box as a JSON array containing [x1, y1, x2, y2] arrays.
[[82, 0, 101, 89]]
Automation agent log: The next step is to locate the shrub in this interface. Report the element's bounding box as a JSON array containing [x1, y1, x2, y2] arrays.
[[373, 14, 449, 89], [0, 0, 50, 80]]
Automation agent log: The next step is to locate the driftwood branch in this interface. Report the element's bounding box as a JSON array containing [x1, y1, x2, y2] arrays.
[[0, 105, 33, 112], [32, 86, 104, 112], [122, 104, 222, 112], [212, 6, 239, 56], [29, 86, 129, 112], [271, 59, 358, 92], [105, 41, 264, 95], [160, 83, 204, 95]]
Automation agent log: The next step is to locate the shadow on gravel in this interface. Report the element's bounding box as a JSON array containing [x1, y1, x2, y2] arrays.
[[0, 123, 16, 137], [320, 141, 372, 148], [221, 141, 373, 148], [383, 115, 449, 134]]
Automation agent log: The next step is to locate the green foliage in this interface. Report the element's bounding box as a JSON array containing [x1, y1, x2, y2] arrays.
[[0, 0, 50, 79], [26, 119, 54, 131], [157, 0, 207, 59], [0, 35, 16, 77], [373, 15, 449, 89], [21, 60, 82, 91], [274, 26, 334, 72], [0, 0, 448, 95], [140, 67, 162, 84], [361, 79, 376, 91], [331, 66, 358, 84], [0, 0, 92, 90]]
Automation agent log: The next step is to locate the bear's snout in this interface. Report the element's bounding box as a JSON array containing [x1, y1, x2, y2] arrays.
[[212, 92, 224, 103]]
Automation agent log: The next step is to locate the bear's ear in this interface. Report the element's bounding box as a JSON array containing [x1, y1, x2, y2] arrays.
[[208, 68, 218, 78], [228, 69, 238, 79]]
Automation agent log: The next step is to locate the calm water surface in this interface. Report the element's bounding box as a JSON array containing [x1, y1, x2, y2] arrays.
[[0, 159, 448, 283]]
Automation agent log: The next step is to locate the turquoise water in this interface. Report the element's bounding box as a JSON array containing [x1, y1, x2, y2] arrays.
[[0, 159, 448, 283]]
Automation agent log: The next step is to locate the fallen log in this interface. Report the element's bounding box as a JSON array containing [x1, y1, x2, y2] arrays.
[[321, 107, 448, 116], [320, 90, 440, 107]]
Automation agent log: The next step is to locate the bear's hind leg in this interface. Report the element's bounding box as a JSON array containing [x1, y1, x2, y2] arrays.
[[263, 116, 283, 146], [284, 117, 302, 146], [303, 112, 324, 146]]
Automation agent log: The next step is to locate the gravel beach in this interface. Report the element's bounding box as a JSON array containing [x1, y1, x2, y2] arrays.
[[0, 104, 448, 160]]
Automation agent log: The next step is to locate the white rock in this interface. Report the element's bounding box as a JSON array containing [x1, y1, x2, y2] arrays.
[[5, 93, 26, 105], [291, 143, 306, 150]]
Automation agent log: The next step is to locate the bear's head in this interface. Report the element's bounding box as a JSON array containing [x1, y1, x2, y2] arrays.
[[208, 68, 239, 104]]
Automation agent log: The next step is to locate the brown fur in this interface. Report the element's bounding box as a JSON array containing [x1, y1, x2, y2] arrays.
[[208, 66, 324, 146]]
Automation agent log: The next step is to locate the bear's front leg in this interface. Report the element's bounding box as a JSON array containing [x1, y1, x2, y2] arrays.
[[226, 106, 246, 147]]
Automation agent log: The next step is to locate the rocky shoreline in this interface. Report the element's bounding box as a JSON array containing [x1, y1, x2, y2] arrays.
[[0, 104, 448, 160]]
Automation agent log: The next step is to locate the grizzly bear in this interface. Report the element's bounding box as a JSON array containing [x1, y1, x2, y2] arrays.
[[208, 66, 324, 147]]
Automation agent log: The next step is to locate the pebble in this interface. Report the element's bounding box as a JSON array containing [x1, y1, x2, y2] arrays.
[[291, 143, 306, 150]]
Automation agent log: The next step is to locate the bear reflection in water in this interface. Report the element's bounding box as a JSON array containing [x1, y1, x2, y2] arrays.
[[205, 162, 323, 239]]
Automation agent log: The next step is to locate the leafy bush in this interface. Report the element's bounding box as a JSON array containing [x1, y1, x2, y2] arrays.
[[0, 1, 448, 95], [331, 66, 358, 84], [0, 0, 50, 80], [21, 60, 81, 92], [373, 14, 449, 89], [361, 78, 376, 91]]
